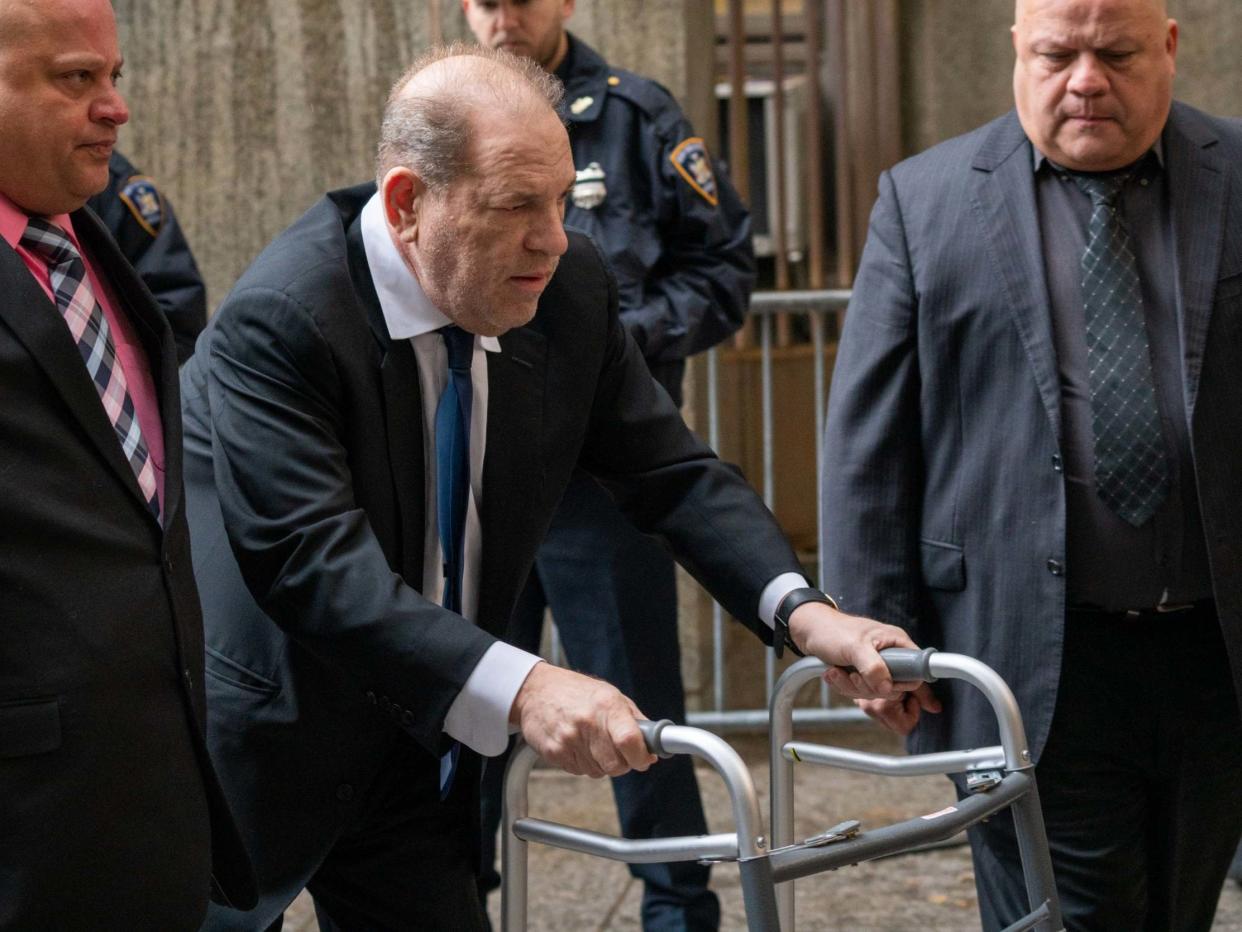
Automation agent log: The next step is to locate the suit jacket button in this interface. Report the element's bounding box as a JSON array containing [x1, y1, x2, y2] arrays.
[[400, 710, 414, 727], [336, 784, 354, 802], [365, 690, 377, 706], [1046, 559, 1064, 576], [1051, 454, 1063, 473]]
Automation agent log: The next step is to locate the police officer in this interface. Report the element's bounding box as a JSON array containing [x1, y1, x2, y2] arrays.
[[87, 150, 207, 363], [463, 2, 754, 929]]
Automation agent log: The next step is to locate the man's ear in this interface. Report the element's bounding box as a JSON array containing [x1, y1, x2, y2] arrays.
[[382, 167, 426, 240]]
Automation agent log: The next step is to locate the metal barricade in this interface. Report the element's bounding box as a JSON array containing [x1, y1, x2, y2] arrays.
[[689, 288, 858, 732]]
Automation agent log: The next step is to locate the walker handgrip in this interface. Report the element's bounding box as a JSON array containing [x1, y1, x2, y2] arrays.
[[879, 647, 939, 683], [636, 719, 675, 759]]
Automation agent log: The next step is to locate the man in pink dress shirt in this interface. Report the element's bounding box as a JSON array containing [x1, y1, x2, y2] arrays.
[[0, 0, 254, 927]]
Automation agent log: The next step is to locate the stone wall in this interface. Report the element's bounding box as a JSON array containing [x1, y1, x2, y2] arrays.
[[112, 0, 714, 311]]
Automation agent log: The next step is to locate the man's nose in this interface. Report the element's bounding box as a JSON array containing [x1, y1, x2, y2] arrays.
[[94, 82, 130, 127], [528, 207, 569, 258], [1066, 53, 1109, 97], [495, 1, 520, 31]]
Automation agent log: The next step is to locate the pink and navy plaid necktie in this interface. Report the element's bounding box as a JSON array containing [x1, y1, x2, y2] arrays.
[[21, 217, 160, 520]]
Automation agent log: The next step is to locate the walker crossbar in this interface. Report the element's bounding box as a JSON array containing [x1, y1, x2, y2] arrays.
[[768, 770, 1030, 882], [510, 818, 738, 864]]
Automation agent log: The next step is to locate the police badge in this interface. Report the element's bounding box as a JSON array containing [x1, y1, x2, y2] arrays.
[[669, 137, 718, 206], [572, 161, 607, 210], [118, 176, 165, 236]]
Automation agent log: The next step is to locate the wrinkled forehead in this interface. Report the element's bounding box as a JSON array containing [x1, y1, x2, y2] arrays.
[[462, 110, 574, 194], [1015, 0, 1167, 33]]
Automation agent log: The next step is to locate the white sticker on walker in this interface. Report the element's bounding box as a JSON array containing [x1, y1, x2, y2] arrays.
[[921, 806, 959, 820]]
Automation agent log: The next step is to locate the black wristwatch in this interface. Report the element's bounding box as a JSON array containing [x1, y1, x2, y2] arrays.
[[772, 587, 839, 658]]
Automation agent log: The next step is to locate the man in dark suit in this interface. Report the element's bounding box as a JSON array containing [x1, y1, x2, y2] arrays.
[[462, 4, 753, 925], [184, 45, 921, 931], [0, 0, 254, 928], [821, 0, 1242, 928]]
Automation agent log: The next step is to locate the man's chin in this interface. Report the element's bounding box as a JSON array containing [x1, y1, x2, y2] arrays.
[[495, 302, 540, 335], [1052, 135, 1134, 172], [73, 164, 113, 200]]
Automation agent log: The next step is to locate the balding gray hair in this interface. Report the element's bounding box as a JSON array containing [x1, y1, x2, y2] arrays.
[[375, 42, 564, 190]]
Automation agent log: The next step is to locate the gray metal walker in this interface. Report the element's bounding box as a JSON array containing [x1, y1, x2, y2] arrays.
[[502, 648, 1064, 931]]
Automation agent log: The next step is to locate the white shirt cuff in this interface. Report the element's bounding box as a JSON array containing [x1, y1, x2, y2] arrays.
[[443, 643, 543, 756], [758, 572, 812, 629]]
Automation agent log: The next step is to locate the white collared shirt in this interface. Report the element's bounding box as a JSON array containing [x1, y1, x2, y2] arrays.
[[361, 193, 540, 756], [359, 193, 805, 756]]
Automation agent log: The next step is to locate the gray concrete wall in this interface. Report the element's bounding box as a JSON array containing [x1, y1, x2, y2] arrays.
[[112, 0, 714, 311], [899, 0, 1242, 157], [114, 0, 431, 308]]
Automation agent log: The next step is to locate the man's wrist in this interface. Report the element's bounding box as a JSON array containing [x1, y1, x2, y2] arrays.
[[773, 587, 839, 658]]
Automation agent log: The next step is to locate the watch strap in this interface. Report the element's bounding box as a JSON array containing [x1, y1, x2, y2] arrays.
[[772, 587, 838, 658]]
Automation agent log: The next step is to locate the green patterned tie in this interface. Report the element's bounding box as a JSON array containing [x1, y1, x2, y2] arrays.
[[1071, 171, 1169, 527]]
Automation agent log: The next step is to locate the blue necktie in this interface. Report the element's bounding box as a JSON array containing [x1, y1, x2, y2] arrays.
[[436, 325, 473, 797], [1071, 171, 1170, 527]]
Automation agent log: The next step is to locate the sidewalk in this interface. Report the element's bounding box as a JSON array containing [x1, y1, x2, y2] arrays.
[[283, 727, 1242, 930]]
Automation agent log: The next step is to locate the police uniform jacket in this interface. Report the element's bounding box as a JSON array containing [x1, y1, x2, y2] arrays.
[[558, 34, 754, 405], [88, 151, 208, 364]]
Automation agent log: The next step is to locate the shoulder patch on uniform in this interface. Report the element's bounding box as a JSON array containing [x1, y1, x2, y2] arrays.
[[669, 137, 718, 206], [118, 175, 164, 236]]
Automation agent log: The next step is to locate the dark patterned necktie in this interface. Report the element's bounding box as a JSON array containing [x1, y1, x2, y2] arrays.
[[21, 217, 160, 520], [1071, 171, 1169, 527], [435, 324, 474, 798]]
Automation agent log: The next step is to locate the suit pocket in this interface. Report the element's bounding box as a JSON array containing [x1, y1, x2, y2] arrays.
[[920, 538, 965, 591], [0, 697, 62, 759], [204, 646, 279, 696]]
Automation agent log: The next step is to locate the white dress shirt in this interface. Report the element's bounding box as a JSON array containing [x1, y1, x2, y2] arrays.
[[360, 193, 808, 757], [361, 194, 540, 756]]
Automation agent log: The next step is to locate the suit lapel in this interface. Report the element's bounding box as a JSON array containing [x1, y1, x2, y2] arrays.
[[1163, 103, 1227, 416], [969, 112, 1063, 441], [346, 216, 426, 584], [476, 326, 546, 637], [0, 213, 166, 526]]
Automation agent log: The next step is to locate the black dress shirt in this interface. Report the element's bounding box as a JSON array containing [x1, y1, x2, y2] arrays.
[[1035, 141, 1213, 610]]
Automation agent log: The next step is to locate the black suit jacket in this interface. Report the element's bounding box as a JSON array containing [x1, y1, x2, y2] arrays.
[[180, 183, 798, 911], [822, 103, 1242, 761], [0, 208, 254, 928]]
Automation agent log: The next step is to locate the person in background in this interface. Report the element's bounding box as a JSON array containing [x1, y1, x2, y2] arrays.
[[88, 149, 207, 363], [461, 2, 753, 926], [821, 0, 1242, 928]]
